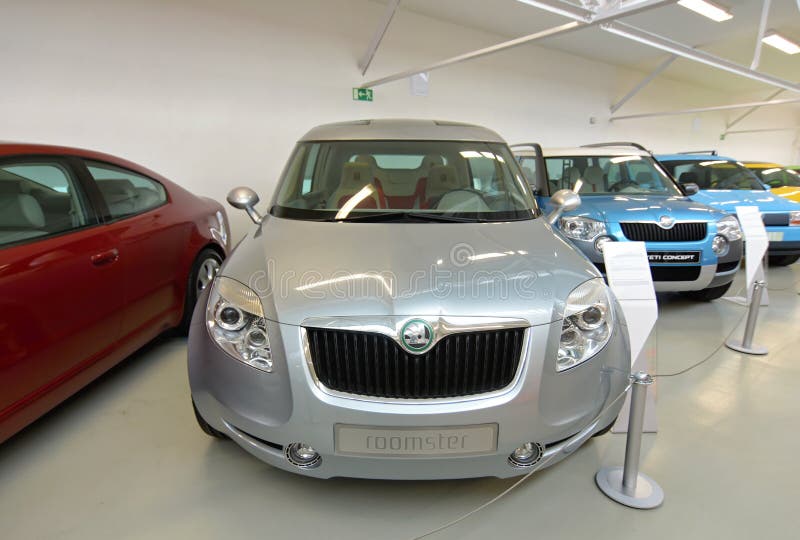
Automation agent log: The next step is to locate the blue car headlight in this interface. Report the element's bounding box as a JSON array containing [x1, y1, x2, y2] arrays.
[[716, 215, 742, 240], [559, 216, 607, 241], [558, 279, 614, 372], [206, 276, 273, 373]]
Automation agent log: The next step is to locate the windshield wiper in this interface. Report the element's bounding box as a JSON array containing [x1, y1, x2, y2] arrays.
[[321, 211, 490, 223]]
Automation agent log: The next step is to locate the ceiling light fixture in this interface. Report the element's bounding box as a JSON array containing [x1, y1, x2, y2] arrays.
[[677, 0, 733, 22], [762, 31, 800, 55]]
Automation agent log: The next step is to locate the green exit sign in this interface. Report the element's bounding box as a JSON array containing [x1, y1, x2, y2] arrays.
[[352, 88, 373, 102]]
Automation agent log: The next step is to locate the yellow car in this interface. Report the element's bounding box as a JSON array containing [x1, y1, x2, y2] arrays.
[[743, 162, 800, 202]]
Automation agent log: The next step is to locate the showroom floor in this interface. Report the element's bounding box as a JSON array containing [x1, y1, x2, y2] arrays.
[[1, 267, 797, 540]]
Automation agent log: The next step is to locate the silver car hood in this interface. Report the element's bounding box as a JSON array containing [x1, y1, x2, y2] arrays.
[[221, 216, 599, 326]]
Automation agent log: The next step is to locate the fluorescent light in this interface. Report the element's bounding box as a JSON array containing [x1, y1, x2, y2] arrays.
[[762, 31, 800, 55], [610, 155, 642, 164], [677, 0, 732, 22], [334, 185, 374, 220], [761, 168, 782, 175]]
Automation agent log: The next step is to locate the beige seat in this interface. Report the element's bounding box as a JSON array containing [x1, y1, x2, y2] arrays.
[[329, 162, 383, 210], [424, 165, 464, 207], [0, 193, 47, 243], [582, 166, 604, 193], [96, 179, 138, 216], [562, 166, 582, 191]]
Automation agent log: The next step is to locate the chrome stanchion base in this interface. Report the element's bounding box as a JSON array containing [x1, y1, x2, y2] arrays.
[[595, 466, 664, 509], [725, 340, 768, 355]]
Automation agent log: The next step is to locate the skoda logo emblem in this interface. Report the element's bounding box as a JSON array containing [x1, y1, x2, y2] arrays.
[[400, 319, 434, 353], [657, 215, 675, 229]]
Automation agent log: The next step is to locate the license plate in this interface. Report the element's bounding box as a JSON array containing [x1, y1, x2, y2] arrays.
[[768, 232, 784, 242], [647, 251, 700, 264], [334, 424, 498, 457]]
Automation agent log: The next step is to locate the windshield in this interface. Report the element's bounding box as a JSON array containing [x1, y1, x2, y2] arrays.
[[271, 141, 537, 222], [660, 159, 765, 191], [534, 155, 682, 196], [748, 166, 800, 188]]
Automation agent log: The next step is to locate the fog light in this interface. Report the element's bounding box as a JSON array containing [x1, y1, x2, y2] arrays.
[[594, 236, 614, 253], [508, 442, 544, 468], [285, 442, 322, 469], [712, 234, 729, 256]]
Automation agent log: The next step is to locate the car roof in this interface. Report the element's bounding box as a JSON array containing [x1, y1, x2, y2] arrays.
[[298, 119, 505, 143], [655, 153, 737, 162], [742, 162, 783, 168], [513, 146, 651, 157], [0, 141, 172, 184]]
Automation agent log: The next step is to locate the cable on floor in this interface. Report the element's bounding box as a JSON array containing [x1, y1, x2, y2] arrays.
[[410, 382, 632, 540]]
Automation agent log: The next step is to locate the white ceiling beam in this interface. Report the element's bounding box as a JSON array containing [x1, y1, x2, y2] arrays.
[[750, 0, 771, 70], [358, 0, 402, 76], [724, 126, 799, 136], [610, 54, 677, 113], [359, 0, 677, 89], [611, 97, 800, 122], [601, 22, 800, 94], [725, 89, 784, 130]]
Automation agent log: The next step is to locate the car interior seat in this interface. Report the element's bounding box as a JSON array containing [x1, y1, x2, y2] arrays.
[[424, 165, 465, 208], [329, 162, 385, 210], [96, 179, 139, 217], [678, 171, 700, 188], [0, 193, 47, 244], [582, 166, 604, 193], [563, 166, 582, 191], [635, 171, 654, 190]]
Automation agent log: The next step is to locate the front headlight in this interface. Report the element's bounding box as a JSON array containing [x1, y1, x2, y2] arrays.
[[206, 276, 273, 373], [557, 279, 614, 372], [790, 211, 800, 227], [559, 216, 607, 241], [716, 215, 742, 240]]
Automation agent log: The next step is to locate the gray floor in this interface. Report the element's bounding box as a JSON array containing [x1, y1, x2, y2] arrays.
[[1, 266, 798, 540]]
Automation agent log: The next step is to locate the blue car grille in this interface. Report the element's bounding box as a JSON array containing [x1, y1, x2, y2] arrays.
[[620, 222, 707, 242], [305, 327, 525, 399], [762, 213, 789, 227]]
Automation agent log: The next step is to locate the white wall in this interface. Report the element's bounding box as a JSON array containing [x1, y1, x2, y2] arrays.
[[1, 0, 797, 237]]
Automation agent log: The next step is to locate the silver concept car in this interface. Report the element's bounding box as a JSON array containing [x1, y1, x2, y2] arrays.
[[188, 119, 631, 479]]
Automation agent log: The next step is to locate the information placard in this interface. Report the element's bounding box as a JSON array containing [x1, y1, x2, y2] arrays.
[[735, 205, 769, 305]]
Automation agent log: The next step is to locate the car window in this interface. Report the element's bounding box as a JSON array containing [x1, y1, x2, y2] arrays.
[[0, 161, 89, 247], [543, 155, 681, 195], [86, 161, 167, 219], [273, 141, 537, 222], [660, 159, 764, 191], [754, 167, 800, 188]]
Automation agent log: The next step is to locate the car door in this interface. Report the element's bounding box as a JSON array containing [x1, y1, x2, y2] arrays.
[[80, 160, 190, 337], [0, 156, 124, 420]]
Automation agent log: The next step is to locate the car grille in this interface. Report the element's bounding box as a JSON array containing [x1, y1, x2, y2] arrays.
[[620, 222, 707, 242], [305, 327, 525, 399], [595, 263, 701, 282], [762, 213, 789, 226]]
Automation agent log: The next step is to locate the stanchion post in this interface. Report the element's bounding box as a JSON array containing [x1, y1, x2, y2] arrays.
[[595, 372, 664, 509], [726, 280, 768, 355]]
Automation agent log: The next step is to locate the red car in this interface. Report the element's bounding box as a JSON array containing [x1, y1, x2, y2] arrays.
[[0, 142, 229, 443]]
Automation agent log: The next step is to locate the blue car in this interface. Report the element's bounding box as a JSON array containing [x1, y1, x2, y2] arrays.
[[513, 143, 743, 300], [656, 152, 800, 266]]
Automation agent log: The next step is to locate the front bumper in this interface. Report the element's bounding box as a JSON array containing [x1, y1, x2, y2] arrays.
[[188, 293, 630, 480]]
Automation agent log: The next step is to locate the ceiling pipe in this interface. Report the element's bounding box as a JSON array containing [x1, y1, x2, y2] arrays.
[[611, 97, 800, 122]]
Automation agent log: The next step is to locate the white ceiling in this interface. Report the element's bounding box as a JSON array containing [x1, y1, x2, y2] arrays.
[[387, 0, 800, 95]]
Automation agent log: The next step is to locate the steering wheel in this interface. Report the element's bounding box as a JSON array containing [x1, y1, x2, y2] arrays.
[[609, 180, 638, 192], [432, 188, 489, 209]]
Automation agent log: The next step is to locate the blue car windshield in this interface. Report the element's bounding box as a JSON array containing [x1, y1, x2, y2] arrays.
[[660, 159, 765, 191], [540, 155, 682, 196]]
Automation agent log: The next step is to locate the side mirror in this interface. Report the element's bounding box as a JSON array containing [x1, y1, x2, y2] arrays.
[[681, 182, 700, 196], [547, 189, 581, 225], [227, 186, 263, 224]]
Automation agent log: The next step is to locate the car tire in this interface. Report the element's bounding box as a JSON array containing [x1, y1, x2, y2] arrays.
[[681, 281, 732, 302], [193, 401, 228, 439], [592, 415, 618, 437], [769, 254, 800, 267], [178, 248, 223, 335]]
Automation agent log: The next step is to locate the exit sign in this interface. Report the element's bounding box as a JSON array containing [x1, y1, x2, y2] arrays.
[[352, 88, 373, 102]]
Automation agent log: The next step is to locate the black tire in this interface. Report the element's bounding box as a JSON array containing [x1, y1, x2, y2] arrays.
[[592, 416, 618, 437], [769, 254, 800, 267], [681, 281, 732, 302], [178, 248, 223, 334], [193, 402, 227, 439]]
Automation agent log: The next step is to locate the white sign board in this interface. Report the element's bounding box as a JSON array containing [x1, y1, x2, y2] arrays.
[[736, 206, 769, 305], [603, 242, 657, 366]]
